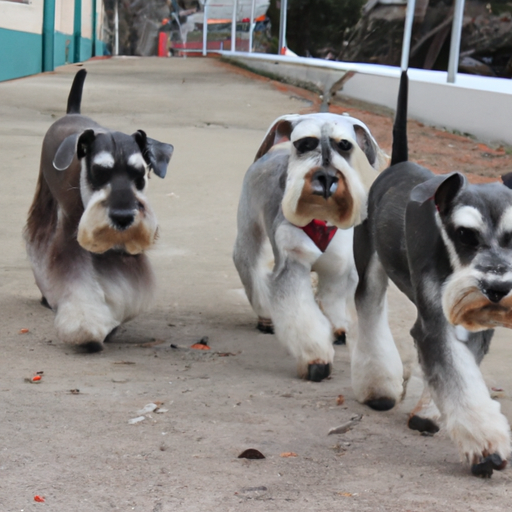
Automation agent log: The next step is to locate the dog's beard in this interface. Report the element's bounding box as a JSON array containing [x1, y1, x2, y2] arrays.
[[443, 269, 512, 330], [77, 189, 158, 255], [281, 159, 366, 228]]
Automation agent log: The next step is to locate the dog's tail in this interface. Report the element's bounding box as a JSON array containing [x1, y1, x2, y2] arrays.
[[66, 69, 87, 115], [390, 70, 408, 166]]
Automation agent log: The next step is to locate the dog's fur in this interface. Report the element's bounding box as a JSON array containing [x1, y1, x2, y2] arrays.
[[352, 71, 512, 477], [233, 113, 387, 381], [25, 70, 173, 351]]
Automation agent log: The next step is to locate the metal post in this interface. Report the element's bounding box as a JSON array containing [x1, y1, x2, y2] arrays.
[[249, 0, 256, 52], [447, 0, 466, 83], [42, 0, 56, 72], [114, 0, 119, 56], [400, 0, 416, 71], [231, 0, 238, 52], [278, 0, 287, 54], [202, 1, 208, 56], [91, 0, 97, 57], [74, 0, 82, 62]]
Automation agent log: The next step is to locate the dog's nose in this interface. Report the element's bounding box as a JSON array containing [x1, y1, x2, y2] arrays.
[[311, 170, 338, 199], [483, 284, 511, 304], [110, 209, 135, 230]]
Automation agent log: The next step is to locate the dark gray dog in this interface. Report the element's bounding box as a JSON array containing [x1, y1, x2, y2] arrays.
[[234, 112, 387, 381], [352, 72, 512, 477], [25, 69, 173, 352]]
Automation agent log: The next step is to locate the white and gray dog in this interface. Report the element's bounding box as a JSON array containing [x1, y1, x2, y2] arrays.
[[25, 69, 173, 352], [233, 112, 387, 381], [352, 71, 512, 477]]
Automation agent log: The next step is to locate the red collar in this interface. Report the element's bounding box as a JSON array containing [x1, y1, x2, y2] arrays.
[[299, 219, 338, 252]]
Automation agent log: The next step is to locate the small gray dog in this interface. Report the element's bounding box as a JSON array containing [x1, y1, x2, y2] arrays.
[[233, 112, 387, 381], [352, 72, 512, 477], [25, 69, 173, 352]]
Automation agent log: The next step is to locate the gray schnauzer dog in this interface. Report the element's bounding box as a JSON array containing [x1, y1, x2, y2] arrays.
[[25, 69, 173, 352], [233, 112, 387, 382], [352, 71, 512, 477]]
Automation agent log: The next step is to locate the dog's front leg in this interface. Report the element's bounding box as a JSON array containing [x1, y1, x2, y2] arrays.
[[51, 256, 119, 351], [413, 320, 510, 476], [351, 224, 404, 410], [271, 224, 334, 381], [313, 229, 358, 345]]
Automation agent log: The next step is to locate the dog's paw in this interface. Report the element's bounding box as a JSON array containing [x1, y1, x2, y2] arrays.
[[365, 397, 396, 411], [446, 398, 511, 469], [75, 341, 104, 353], [351, 357, 404, 410], [471, 453, 507, 478], [408, 415, 440, 434], [307, 362, 331, 382], [257, 317, 274, 334], [333, 329, 346, 345], [297, 359, 332, 382], [408, 387, 441, 433]]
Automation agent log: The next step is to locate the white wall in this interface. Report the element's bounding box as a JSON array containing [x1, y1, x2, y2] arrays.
[[0, 0, 43, 34], [55, 0, 75, 34]]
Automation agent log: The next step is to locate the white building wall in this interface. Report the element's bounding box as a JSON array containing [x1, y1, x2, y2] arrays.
[[0, 0, 44, 34]]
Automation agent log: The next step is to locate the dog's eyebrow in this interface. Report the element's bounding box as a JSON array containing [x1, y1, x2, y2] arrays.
[[452, 205, 484, 230], [92, 151, 115, 168], [498, 206, 512, 234], [128, 153, 146, 169]]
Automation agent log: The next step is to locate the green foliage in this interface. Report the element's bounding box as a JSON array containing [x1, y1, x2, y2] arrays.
[[267, 0, 365, 57]]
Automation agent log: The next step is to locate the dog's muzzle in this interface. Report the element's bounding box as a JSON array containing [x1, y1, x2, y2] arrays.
[[481, 281, 512, 304], [311, 169, 339, 199]]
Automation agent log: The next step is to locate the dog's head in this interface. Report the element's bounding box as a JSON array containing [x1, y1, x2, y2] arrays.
[[255, 113, 387, 228], [411, 174, 512, 331], [53, 128, 173, 255]]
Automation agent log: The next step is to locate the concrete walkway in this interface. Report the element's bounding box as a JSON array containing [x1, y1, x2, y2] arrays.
[[0, 57, 511, 511]]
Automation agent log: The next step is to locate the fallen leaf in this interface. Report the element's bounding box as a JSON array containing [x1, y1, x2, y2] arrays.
[[280, 452, 298, 457], [34, 495, 45, 502], [137, 403, 160, 415], [19, 328, 29, 334], [338, 492, 352, 497], [336, 395, 345, 406], [238, 448, 265, 459], [128, 416, 146, 425], [25, 374, 43, 384], [328, 414, 362, 435], [69, 389, 80, 394], [190, 343, 210, 350]]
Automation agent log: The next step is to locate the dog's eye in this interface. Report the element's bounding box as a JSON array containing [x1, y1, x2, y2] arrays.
[[501, 232, 512, 248], [90, 166, 112, 188], [456, 227, 479, 247], [293, 137, 319, 154], [337, 140, 353, 152]]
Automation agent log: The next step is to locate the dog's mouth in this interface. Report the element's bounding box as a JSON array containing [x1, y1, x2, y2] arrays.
[[295, 168, 353, 225], [449, 288, 512, 330]]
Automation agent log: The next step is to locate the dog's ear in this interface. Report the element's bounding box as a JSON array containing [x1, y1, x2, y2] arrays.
[[53, 129, 96, 170], [410, 172, 466, 213], [502, 172, 512, 189], [353, 124, 388, 170], [134, 130, 174, 178], [254, 116, 297, 162]]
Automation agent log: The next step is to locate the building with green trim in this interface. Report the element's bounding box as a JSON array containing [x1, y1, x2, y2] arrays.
[[0, 0, 105, 82]]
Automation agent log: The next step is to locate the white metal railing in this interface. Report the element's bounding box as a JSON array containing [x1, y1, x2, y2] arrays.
[[204, 0, 471, 84]]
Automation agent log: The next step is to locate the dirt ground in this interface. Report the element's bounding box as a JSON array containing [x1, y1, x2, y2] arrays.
[[0, 57, 511, 512]]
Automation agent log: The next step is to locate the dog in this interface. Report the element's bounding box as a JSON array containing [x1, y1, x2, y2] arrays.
[[233, 112, 387, 381], [24, 69, 173, 352], [352, 71, 512, 477]]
